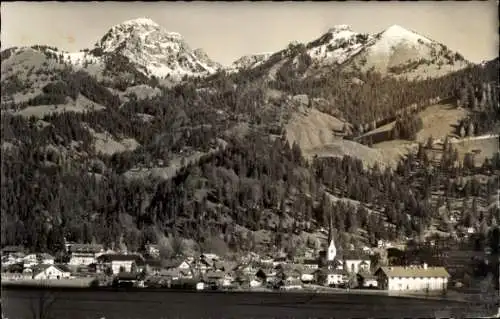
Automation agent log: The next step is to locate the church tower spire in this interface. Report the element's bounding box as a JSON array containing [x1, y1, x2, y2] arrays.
[[326, 214, 336, 261]]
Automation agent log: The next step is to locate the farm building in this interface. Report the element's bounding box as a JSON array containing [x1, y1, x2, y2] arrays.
[[375, 264, 450, 292]]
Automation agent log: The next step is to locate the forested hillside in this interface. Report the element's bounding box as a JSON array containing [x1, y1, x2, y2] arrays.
[[1, 44, 499, 257]]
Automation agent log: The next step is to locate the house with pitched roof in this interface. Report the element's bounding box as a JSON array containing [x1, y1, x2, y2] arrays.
[[375, 263, 450, 291], [1, 246, 25, 256], [68, 244, 104, 266], [342, 250, 371, 274], [357, 270, 378, 288], [96, 254, 145, 275], [22, 253, 55, 268], [32, 264, 71, 280], [315, 268, 348, 287]]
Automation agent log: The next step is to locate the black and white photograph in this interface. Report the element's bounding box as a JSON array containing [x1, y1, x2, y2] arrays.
[[1, 2, 499, 319]]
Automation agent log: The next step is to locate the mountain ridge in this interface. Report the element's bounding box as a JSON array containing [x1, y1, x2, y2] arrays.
[[2, 19, 473, 82], [229, 23, 471, 80]]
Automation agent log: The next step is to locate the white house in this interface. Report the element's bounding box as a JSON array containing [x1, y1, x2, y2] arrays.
[[23, 253, 55, 268], [165, 259, 192, 271], [375, 264, 450, 292], [96, 254, 144, 274], [33, 265, 71, 280], [222, 273, 234, 287], [300, 270, 315, 283], [68, 244, 104, 266], [320, 269, 348, 286], [272, 257, 288, 267], [196, 282, 205, 290], [302, 259, 319, 270], [260, 257, 274, 265], [249, 278, 263, 288], [343, 250, 371, 274], [2, 253, 25, 267], [39, 253, 55, 265], [144, 244, 160, 258]]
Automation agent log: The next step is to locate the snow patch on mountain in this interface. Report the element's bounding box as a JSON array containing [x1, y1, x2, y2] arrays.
[[369, 24, 432, 55], [306, 24, 373, 65], [351, 24, 470, 78]]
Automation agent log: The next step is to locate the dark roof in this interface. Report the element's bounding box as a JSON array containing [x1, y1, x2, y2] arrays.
[[329, 269, 349, 276], [37, 253, 54, 260], [325, 259, 342, 266], [1, 246, 25, 253], [55, 264, 72, 273], [213, 261, 237, 271], [159, 269, 180, 277], [303, 259, 319, 265], [357, 271, 377, 280], [69, 244, 104, 253], [116, 272, 141, 281], [97, 254, 144, 263], [163, 259, 186, 269], [145, 259, 162, 268], [204, 271, 224, 279], [341, 250, 370, 261]]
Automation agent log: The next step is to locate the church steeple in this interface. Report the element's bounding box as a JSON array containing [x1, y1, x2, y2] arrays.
[[326, 214, 336, 262], [327, 214, 333, 244]]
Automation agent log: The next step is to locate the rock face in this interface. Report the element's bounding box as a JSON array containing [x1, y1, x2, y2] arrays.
[[96, 18, 221, 79], [229, 53, 273, 71]]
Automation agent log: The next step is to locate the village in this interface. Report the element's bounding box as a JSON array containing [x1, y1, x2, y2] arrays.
[[1, 227, 462, 296]]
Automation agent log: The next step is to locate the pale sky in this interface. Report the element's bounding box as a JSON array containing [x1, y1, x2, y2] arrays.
[[1, 1, 498, 66]]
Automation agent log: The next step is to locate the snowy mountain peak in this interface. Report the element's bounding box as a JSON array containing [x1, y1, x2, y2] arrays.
[[231, 23, 470, 81], [327, 25, 353, 34], [93, 18, 220, 79], [304, 25, 372, 65], [381, 24, 431, 43], [384, 24, 410, 34], [370, 24, 432, 55], [120, 17, 160, 28]]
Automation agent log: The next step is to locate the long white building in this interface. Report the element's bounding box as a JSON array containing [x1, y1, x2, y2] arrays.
[[375, 264, 450, 292]]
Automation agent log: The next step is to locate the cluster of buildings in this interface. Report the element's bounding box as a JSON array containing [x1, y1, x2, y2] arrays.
[[1, 232, 451, 292]]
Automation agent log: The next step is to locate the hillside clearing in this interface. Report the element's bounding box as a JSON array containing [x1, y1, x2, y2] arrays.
[[452, 136, 499, 165], [416, 103, 469, 142], [305, 140, 391, 169], [371, 140, 418, 168], [13, 94, 106, 118], [285, 107, 346, 149]]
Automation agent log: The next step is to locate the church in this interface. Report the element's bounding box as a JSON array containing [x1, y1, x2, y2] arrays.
[[319, 222, 371, 274], [318, 223, 342, 270]]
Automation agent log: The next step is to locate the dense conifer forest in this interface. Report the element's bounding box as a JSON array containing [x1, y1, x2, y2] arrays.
[[1, 48, 499, 257]]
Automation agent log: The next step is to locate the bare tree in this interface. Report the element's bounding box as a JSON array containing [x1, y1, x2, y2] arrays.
[[29, 281, 58, 319]]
